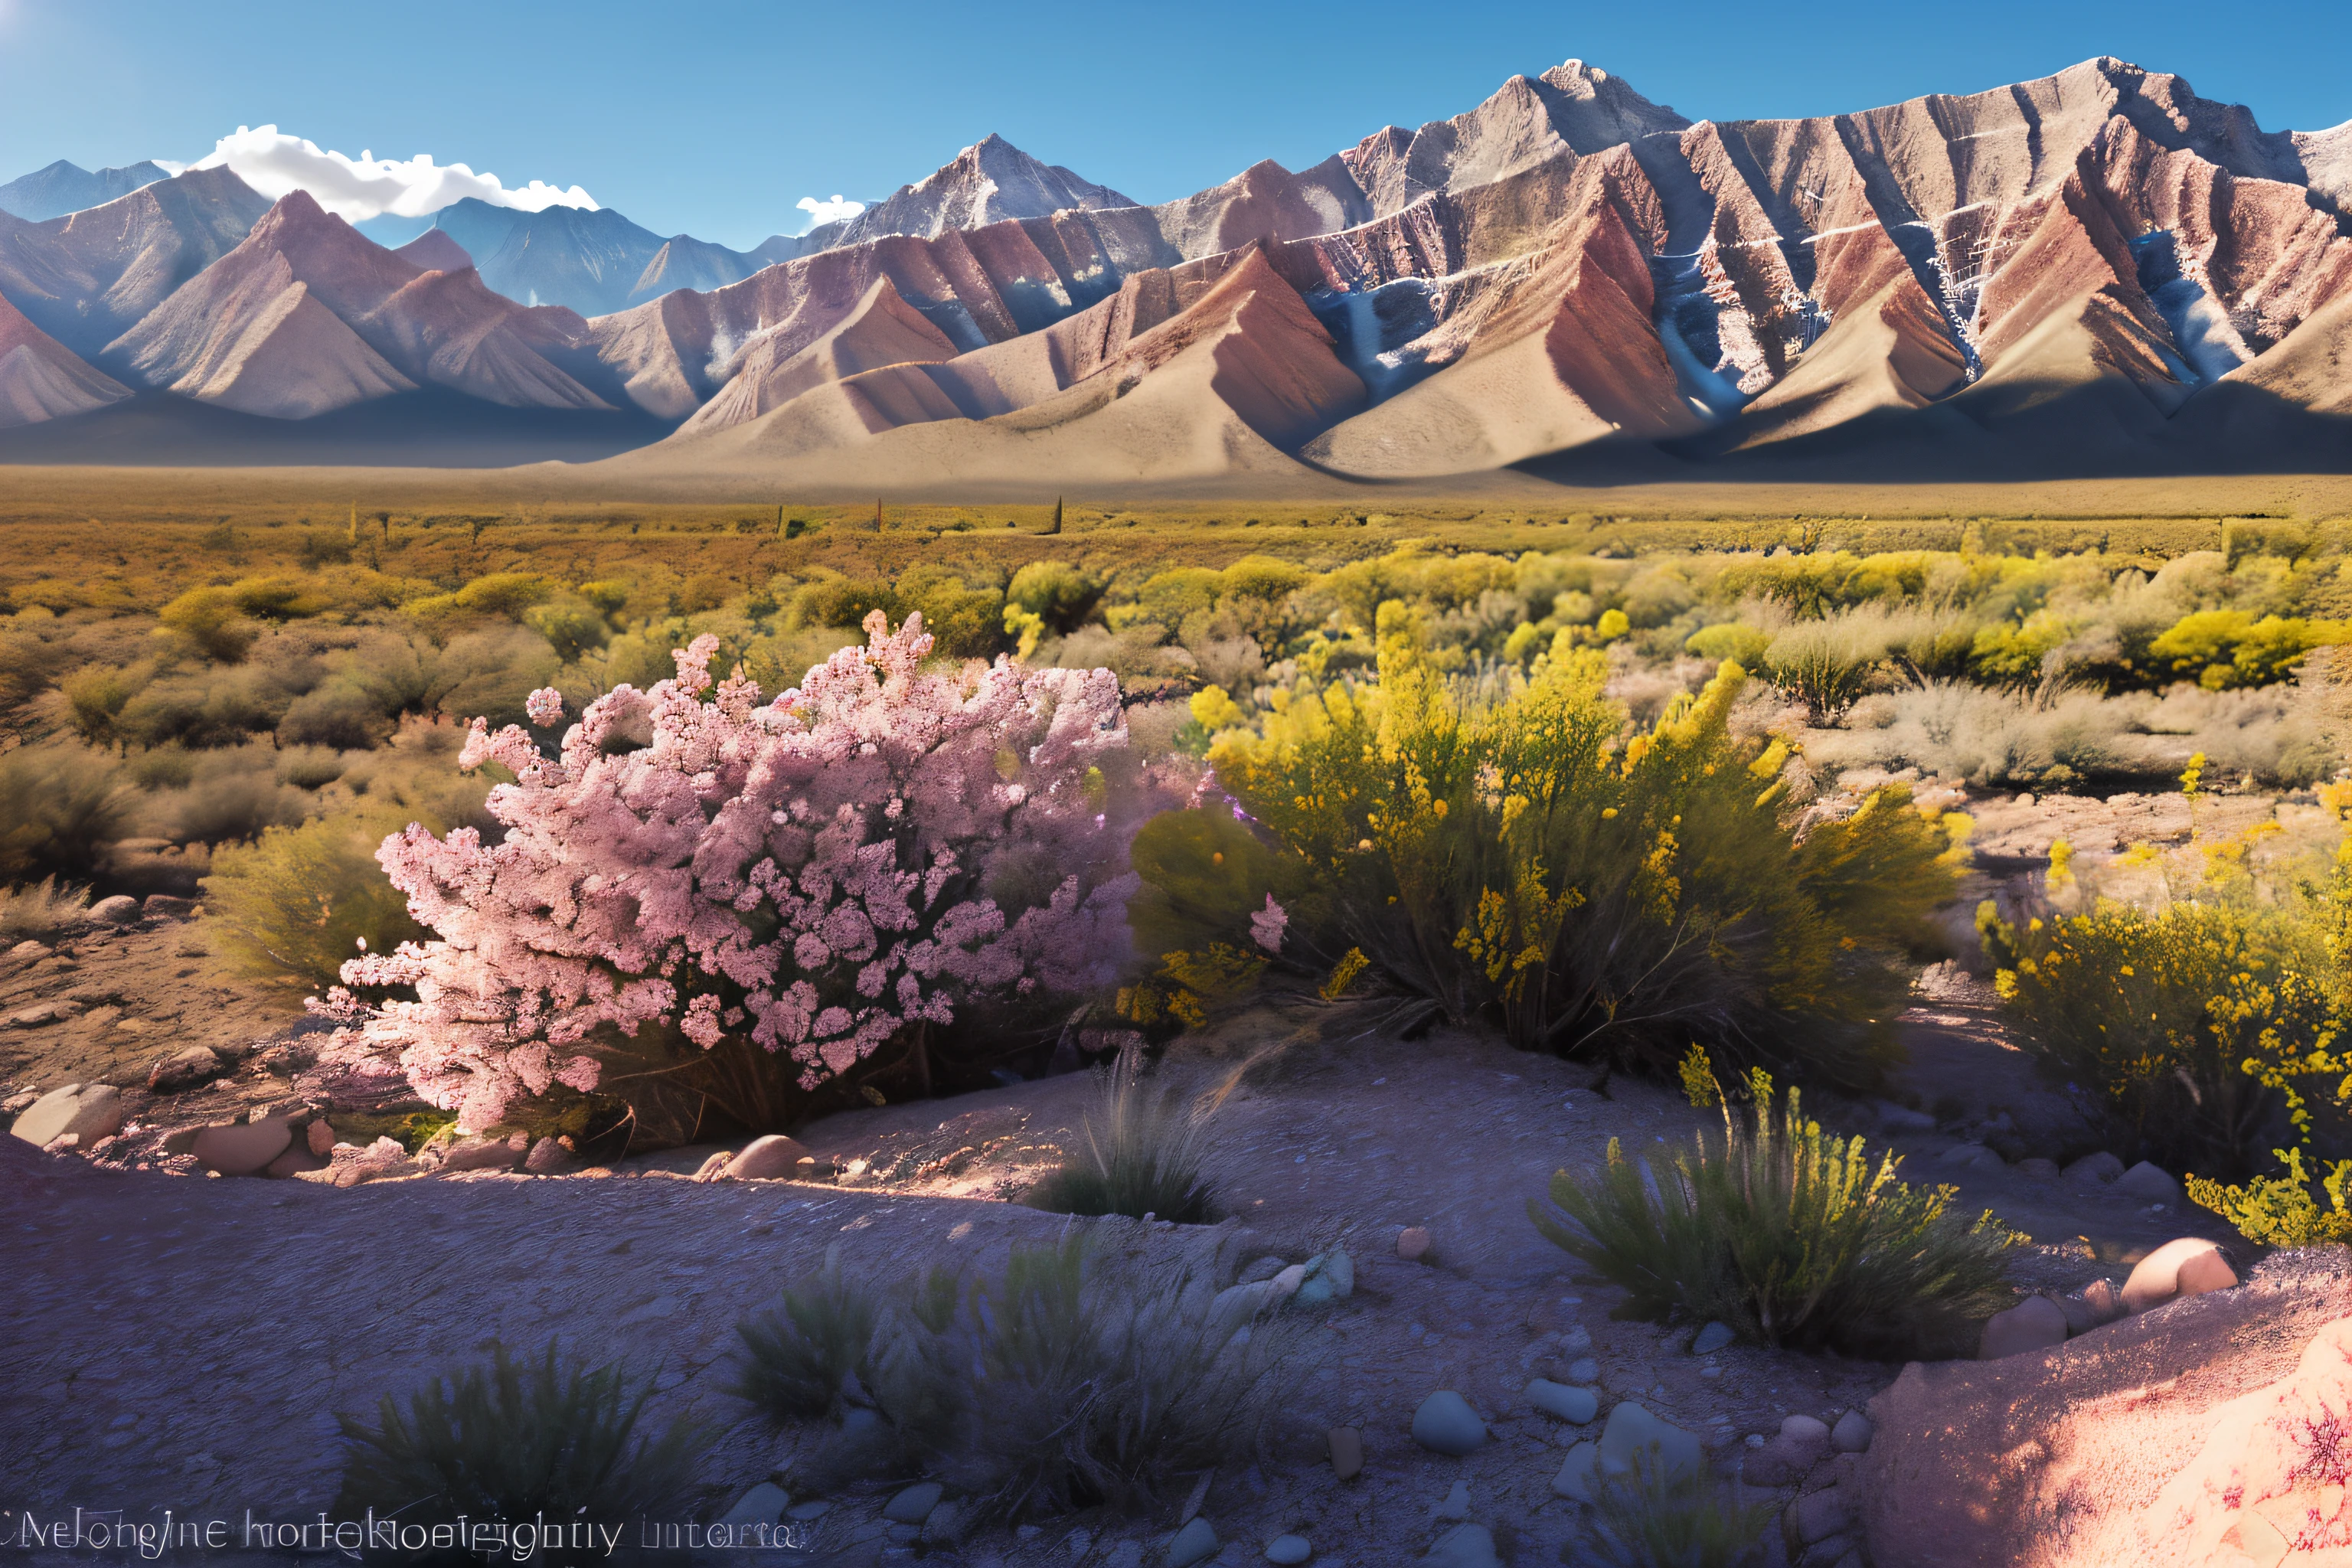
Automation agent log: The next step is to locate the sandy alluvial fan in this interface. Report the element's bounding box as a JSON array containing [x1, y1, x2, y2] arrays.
[[0, 57, 2350, 475]]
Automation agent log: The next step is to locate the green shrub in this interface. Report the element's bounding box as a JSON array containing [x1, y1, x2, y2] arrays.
[[1981, 890, 2343, 1178], [731, 1247, 881, 1423], [1530, 1065, 2020, 1354], [1588, 1450, 1775, 1568], [203, 807, 427, 990], [1191, 612, 1959, 1088], [1025, 1048, 1220, 1223], [0, 745, 127, 883], [158, 586, 258, 662], [1006, 560, 1103, 633], [2187, 1148, 2352, 1246], [332, 1341, 710, 1566], [734, 1233, 1297, 1519]]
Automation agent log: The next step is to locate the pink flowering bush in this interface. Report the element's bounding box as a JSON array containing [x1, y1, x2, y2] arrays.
[[323, 612, 1150, 1138]]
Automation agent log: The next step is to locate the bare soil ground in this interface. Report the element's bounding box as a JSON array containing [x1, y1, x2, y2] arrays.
[[3, 975, 2238, 1568]]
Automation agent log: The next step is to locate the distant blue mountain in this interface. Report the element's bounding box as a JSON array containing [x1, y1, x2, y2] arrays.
[[358, 198, 799, 316], [0, 159, 172, 221]]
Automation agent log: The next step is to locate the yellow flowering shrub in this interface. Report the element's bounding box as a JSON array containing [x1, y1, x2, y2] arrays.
[[1150, 603, 1961, 1087]]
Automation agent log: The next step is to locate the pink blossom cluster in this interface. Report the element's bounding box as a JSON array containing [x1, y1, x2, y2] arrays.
[[324, 612, 1142, 1130]]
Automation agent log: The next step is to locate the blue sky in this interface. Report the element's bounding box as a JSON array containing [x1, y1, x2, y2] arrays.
[[1, 0, 2347, 247]]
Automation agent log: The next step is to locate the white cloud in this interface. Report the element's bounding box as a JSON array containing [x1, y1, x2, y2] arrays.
[[188, 126, 596, 223], [795, 194, 865, 230]]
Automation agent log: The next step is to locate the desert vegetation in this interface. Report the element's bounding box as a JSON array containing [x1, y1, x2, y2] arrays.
[[1530, 1056, 2021, 1356], [5, 503, 2350, 1146], [730, 1232, 1299, 1519], [332, 1341, 712, 1566]]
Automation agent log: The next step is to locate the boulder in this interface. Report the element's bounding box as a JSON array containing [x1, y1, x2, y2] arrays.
[[2082, 1279, 2125, 1324], [1860, 1248, 2352, 1568], [264, 1145, 328, 1179], [1938, 1142, 2001, 1169], [141, 894, 197, 920], [522, 1135, 576, 1174], [2065, 1151, 2125, 1186], [440, 1135, 528, 1174], [1238, 1256, 1286, 1285], [1166, 1517, 1217, 1567], [1396, 1226, 1432, 1262], [1326, 1426, 1363, 1481], [1744, 1416, 1834, 1486], [1423, 1524, 1500, 1567], [723, 1134, 820, 1180], [1410, 1391, 1488, 1456], [1598, 1401, 1703, 1483], [87, 895, 141, 925], [193, 1117, 292, 1176], [2015, 1158, 2060, 1181], [306, 1119, 336, 1158], [5, 940, 45, 961], [147, 1045, 225, 1093], [1831, 1411, 1873, 1454], [1292, 1248, 1354, 1305], [1786, 1487, 1857, 1546], [1979, 1295, 2069, 1359], [881, 1481, 941, 1524], [2122, 1238, 2232, 1315], [1692, 1321, 1736, 1355], [1525, 1379, 1599, 1424], [1551, 1442, 1599, 1501], [2114, 1161, 2184, 1204], [1264, 1535, 1311, 1565], [11, 1083, 122, 1148]]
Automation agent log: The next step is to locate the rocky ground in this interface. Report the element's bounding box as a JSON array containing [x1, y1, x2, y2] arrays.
[[0, 788, 2288, 1567]]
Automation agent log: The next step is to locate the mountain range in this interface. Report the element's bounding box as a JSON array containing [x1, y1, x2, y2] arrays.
[[4, 57, 2351, 485]]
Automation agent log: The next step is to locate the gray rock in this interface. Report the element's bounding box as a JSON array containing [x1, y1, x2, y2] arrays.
[[717, 1482, 791, 1530], [1423, 1524, 1501, 1568], [1410, 1391, 1488, 1456], [522, 1136, 576, 1174], [1325, 1426, 1363, 1481], [1937, 1142, 2001, 1169], [1552, 1441, 1599, 1501], [1692, 1321, 1736, 1355], [1263, 1536, 1311, 1565], [724, 1134, 820, 1181], [1743, 1416, 1832, 1486], [11, 1083, 122, 1148], [1786, 1487, 1856, 1545], [440, 1134, 528, 1174], [1978, 1295, 2069, 1359], [1293, 1248, 1354, 1305], [1269, 1263, 1308, 1299], [147, 1045, 224, 1093], [923, 1501, 968, 1545], [1239, 1256, 1287, 1285], [2115, 1160, 2183, 1204], [1598, 1401, 1703, 1483], [882, 1481, 942, 1524], [1566, 1357, 1599, 1383], [1167, 1517, 1218, 1567], [87, 895, 141, 925], [1432, 1480, 1471, 1521], [1830, 1410, 1873, 1454], [1525, 1379, 1599, 1424], [1106, 1544, 1142, 1568], [1875, 1102, 1937, 1134], [2065, 1151, 2125, 1186]]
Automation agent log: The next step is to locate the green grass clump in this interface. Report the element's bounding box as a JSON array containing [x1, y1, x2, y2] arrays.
[[1588, 1452, 1776, 1568], [332, 1341, 710, 1565], [731, 1246, 880, 1422], [1531, 1061, 2020, 1355], [202, 806, 428, 991], [1024, 1047, 1219, 1223], [732, 1232, 1298, 1520]]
